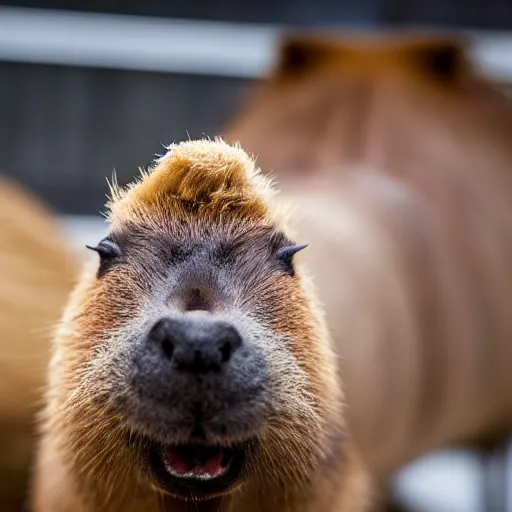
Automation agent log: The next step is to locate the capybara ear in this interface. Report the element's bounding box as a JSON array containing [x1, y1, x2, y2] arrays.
[[407, 37, 470, 84], [275, 35, 338, 77]]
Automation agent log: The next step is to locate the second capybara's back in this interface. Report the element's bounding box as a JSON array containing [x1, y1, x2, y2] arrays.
[[0, 175, 78, 510], [224, 33, 512, 477]]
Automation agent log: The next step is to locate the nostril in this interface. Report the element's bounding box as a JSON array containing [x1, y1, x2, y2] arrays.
[[148, 318, 177, 360], [215, 326, 242, 364], [219, 340, 232, 363], [161, 338, 174, 360]]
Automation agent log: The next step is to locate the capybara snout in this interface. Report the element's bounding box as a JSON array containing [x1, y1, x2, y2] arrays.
[[145, 315, 243, 373], [127, 310, 269, 445]]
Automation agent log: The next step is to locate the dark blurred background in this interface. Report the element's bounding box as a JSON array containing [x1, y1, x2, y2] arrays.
[[0, 1, 512, 215], [3, 0, 512, 26]]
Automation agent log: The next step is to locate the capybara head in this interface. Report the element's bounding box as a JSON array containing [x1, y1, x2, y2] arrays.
[[46, 139, 344, 508], [273, 33, 470, 86]]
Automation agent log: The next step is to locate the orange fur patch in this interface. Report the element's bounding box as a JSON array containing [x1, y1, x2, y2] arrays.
[[108, 139, 277, 226]]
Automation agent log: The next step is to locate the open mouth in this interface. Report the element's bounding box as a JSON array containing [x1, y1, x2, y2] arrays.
[[163, 444, 233, 480], [149, 442, 248, 498]]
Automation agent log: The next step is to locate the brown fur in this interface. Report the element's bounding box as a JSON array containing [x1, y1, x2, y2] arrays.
[[0, 175, 78, 510], [33, 140, 371, 512], [223, 32, 512, 480]]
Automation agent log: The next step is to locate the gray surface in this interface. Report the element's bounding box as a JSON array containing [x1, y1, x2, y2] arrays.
[[59, 214, 512, 512], [0, 62, 249, 214]]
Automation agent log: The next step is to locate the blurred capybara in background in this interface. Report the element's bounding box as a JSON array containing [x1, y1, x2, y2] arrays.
[[224, 31, 512, 487], [33, 140, 370, 512], [0, 176, 78, 510]]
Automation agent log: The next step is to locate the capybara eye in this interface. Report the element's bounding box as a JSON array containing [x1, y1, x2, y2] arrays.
[[86, 238, 121, 275], [86, 238, 121, 259], [276, 244, 308, 276]]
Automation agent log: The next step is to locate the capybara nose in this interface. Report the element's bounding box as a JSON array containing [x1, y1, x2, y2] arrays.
[[147, 316, 242, 374]]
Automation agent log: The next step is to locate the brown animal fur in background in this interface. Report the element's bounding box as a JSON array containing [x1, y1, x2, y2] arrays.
[[0, 175, 78, 510], [224, 32, 512, 490], [33, 139, 370, 512]]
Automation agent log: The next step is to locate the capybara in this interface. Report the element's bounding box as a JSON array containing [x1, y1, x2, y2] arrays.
[[224, 32, 512, 487], [0, 175, 78, 510], [33, 140, 370, 512]]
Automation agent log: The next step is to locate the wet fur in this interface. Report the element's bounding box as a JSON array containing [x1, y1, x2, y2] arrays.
[[223, 32, 512, 485], [33, 140, 370, 511]]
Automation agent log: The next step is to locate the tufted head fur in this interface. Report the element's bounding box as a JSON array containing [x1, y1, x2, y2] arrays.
[[108, 140, 276, 226], [34, 139, 369, 512]]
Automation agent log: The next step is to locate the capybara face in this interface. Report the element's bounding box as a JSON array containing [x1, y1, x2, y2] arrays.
[[87, 219, 300, 496], [52, 140, 342, 505]]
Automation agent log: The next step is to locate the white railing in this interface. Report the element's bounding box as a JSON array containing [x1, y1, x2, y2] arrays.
[[0, 6, 512, 81]]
